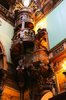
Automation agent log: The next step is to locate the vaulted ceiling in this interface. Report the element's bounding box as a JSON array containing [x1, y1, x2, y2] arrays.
[[0, 0, 62, 25]]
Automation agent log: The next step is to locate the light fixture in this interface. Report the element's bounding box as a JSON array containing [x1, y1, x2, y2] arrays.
[[22, 0, 31, 7]]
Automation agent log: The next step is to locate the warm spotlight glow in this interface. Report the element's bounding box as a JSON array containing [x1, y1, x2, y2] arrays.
[[62, 60, 66, 71], [22, 0, 31, 7], [34, 18, 47, 33]]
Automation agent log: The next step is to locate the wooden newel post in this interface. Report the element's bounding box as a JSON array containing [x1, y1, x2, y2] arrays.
[[19, 81, 24, 100], [20, 89, 24, 100]]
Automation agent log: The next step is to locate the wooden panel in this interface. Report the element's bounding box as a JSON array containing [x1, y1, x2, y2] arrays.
[[2, 86, 20, 100]]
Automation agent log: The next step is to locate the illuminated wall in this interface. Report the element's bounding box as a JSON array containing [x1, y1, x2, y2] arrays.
[[0, 18, 14, 62], [46, 0, 66, 49], [35, 0, 66, 49]]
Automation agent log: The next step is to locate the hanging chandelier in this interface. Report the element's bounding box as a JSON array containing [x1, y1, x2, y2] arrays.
[[22, 0, 31, 7]]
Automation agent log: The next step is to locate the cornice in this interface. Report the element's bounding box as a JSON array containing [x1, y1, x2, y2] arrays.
[[35, 0, 63, 24], [0, 4, 14, 26], [49, 38, 66, 62], [0, 0, 63, 25]]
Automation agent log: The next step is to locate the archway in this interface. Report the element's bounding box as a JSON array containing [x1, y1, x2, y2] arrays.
[[0, 41, 8, 70], [41, 90, 53, 100]]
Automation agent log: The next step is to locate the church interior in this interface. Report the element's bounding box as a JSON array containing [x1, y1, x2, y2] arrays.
[[0, 0, 66, 100]]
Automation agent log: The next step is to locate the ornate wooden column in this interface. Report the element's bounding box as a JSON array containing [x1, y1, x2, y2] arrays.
[[0, 68, 6, 100]]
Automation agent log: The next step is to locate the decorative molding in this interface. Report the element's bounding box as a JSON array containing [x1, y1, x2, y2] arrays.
[[0, 0, 63, 25], [49, 38, 66, 61], [35, 0, 63, 24], [0, 4, 14, 26]]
